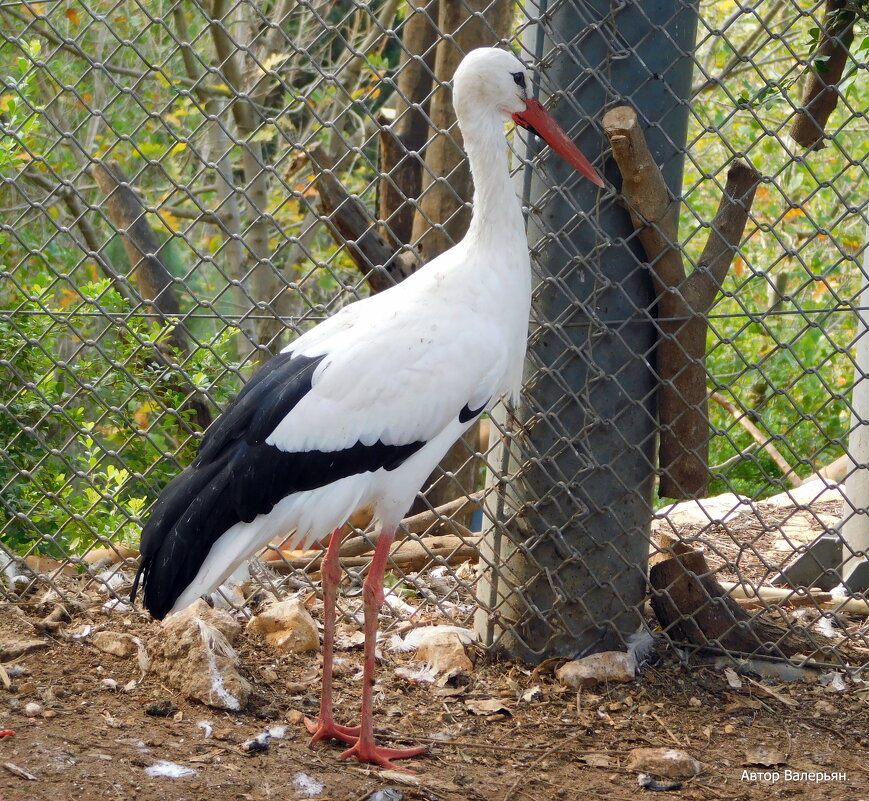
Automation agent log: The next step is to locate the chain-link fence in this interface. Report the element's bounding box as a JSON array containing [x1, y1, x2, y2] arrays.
[[1, 0, 868, 674]]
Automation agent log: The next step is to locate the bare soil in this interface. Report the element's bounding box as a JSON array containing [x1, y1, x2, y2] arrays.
[[1, 602, 867, 801]]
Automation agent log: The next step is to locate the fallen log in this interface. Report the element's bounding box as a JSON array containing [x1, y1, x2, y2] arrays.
[[337, 517, 476, 559], [649, 546, 837, 660]]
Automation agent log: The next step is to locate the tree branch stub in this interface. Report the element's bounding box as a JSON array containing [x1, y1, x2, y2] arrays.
[[603, 105, 761, 499]]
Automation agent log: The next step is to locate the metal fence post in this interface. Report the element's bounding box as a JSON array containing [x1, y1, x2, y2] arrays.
[[840, 231, 869, 592], [476, 0, 699, 661]]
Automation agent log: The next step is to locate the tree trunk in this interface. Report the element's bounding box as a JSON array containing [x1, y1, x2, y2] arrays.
[[378, 0, 440, 250], [209, 0, 285, 361], [408, 0, 514, 523], [410, 0, 514, 259]]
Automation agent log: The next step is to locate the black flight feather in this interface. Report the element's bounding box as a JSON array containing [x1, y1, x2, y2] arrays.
[[132, 352, 425, 620]]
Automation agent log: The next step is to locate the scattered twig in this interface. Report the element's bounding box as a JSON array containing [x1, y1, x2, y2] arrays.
[[744, 675, 798, 707], [3, 761, 38, 781], [720, 580, 869, 615], [379, 733, 550, 754], [709, 391, 801, 486], [651, 712, 683, 747], [33, 604, 69, 634], [502, 730, 586, 801]]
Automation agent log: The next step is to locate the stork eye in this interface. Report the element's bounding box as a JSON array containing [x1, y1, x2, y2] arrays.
[[512, 71, 526, 88]]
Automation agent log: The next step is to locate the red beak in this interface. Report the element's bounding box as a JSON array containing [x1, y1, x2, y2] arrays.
[[512, 98, 605, 188]]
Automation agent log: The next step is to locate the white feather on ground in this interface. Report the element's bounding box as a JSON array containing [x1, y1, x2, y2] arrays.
[[194, 617, 243, 711]]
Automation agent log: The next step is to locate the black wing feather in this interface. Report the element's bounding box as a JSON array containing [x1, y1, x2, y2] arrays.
[[133, 352, 425, 619]]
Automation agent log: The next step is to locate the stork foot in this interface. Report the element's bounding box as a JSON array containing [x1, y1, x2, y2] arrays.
[[305, 717, 360, 746], [339, 739, 427, 772]]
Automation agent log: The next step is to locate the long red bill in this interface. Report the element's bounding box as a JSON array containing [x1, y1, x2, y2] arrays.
[[512, 98, 605, 188]]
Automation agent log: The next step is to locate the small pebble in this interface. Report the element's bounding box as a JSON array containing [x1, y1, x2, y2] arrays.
[[286, 709, 305, 724], [101, 678, 119, 691], [724, 724, 736, 734], [145, 700, 178, 717], [368, 790, 404, 801], [24, 702, 42, 716], [242, 733, 271, 752]]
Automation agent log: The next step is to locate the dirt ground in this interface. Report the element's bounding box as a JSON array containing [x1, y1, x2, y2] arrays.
[[1, 601, 867, 801]]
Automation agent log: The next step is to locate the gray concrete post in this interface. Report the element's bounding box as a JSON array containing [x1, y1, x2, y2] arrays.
[[476, 0, 700, 661]]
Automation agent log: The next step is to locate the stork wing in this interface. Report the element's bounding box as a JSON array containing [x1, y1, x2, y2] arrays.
[[135, 292, 508, 619]]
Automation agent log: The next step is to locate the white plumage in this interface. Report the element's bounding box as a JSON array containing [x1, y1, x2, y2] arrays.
[[134, 47, 602, 771]]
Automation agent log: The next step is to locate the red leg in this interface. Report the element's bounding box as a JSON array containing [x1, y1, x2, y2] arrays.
[[305, 525, 360, 745], [339, 526, 426, 772]]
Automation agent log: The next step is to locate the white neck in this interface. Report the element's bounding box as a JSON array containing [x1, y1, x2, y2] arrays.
[[459, 109, 525, 252]]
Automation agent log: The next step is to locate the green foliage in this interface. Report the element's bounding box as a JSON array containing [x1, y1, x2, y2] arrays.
[[0, 1, 400, 560], [0, 275, 239, 558], [683, 0, 867, 501], [0, 39, 41, 170]]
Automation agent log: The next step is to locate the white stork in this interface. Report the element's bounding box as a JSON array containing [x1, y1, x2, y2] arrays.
[[132, 47, 603, 771]]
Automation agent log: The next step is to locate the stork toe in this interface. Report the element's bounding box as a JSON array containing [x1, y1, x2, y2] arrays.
[[305, 717, 360, 745], [339, 739, 427, 772]]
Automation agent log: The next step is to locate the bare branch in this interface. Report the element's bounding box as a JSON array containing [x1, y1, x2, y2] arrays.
[[378, 0, 439, 247], [20, 167, 130, 299], [710, 391, 801, 487], [309, 146, 422, 292], [692, 0, 789, 96], [1, 6, 230, 96], [91, 161, 213, 429]]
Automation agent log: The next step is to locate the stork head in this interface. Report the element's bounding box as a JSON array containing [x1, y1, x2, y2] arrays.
[[453, 47, 604, 188]]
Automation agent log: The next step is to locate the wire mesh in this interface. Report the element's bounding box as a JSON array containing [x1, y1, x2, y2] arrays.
[[1, 0, 868, 672]]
